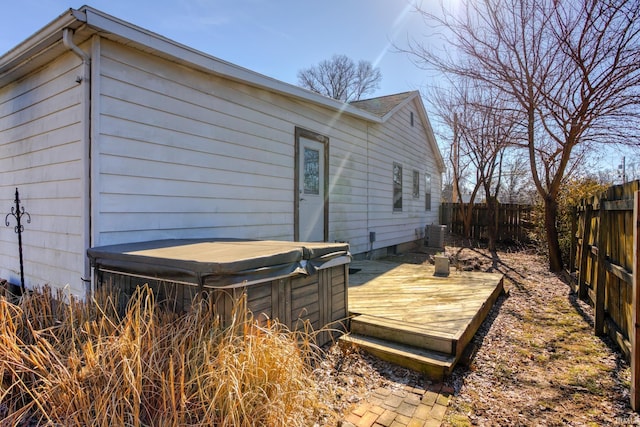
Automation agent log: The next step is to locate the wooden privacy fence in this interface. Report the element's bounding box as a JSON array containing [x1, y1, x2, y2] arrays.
[[440, 202, 533, 242], [571, 180, 640, 410]]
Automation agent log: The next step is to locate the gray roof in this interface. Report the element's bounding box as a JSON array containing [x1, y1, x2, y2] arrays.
[[350, 91, 416, 117]]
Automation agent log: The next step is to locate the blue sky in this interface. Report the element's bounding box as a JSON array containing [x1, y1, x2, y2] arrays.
[[0, 1, 444, 98], [0, 1, 634, 178]]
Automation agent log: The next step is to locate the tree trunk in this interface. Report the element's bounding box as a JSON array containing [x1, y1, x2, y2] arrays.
[[486, 197, 498, 252], [463, 203, 474, 238], [544, 196, 563, 272]]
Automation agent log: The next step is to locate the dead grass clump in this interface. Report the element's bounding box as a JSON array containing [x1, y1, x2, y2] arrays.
[[0, 285, 332, 426]]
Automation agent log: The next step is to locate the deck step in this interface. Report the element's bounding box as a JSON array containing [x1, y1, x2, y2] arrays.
[[350, 314, 456, 355], [339, 333, 456, 380]]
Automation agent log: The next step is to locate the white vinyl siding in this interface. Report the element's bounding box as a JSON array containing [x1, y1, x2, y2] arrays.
[[0, 52, 84, 296], [94, 40, 372, 249], [1, 19, 443, 298], [364, 99, 441, 251], [94, 40, 441, 255]]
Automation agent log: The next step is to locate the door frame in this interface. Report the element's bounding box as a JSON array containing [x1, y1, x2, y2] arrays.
[[294, 127, 329, 241]]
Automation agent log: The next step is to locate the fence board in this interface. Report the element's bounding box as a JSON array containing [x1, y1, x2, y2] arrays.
[[595, 198, 607, 335], [440, 203, 533, 242], [572, 180, 640, 411], [632, 191, 640, 410]]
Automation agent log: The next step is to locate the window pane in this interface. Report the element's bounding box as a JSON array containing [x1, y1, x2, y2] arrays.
[[393, 163, 403, 211], [304, 148, 320, 194], [425, 173, 431, 211], [413, 170, 420, 198]]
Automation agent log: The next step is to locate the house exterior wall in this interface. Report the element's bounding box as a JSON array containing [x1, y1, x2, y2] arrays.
[[365, 100, 442, 254], [0, 30, 442, 294], [0, 51, 85, 296], [93, 39, 441, 256], [94, 39, 378, 252], [94, 39, 296, 245]]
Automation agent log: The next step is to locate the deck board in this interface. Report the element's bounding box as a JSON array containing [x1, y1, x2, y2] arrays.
[[348, 260, 504, 341]]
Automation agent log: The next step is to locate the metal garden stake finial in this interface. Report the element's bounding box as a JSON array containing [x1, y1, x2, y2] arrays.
[[5, 188, 31, 293]]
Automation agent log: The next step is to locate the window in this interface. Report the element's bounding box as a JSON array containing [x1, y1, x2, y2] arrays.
[[393, 163, 403, 211], [412, 170, 420, 198], [303, 147, 320, 194], [410, 111, 414, 127], [425, 173, 432, 211]]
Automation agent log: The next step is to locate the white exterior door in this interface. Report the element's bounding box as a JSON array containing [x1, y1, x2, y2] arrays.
[[297, 135, 326, 242]]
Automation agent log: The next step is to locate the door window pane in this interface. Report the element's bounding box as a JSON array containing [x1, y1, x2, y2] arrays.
[[304, 148, 320, 194]]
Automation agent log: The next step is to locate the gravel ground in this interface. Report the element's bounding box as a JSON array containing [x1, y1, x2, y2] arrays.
[[316, 238, 640, 426], [443, 243, 640, 426]]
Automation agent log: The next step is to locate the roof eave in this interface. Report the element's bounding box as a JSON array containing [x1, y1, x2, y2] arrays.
[[379, 91, 419, 122], [0, 9, 86, 83], [380, 90, 446, 173], [0, 6, 382, 123], [80, 7, 382, 123], [356, 90, 446, 173]]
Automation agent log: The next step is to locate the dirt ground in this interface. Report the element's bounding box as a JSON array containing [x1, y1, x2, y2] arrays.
[[317, 238, 640, 426]]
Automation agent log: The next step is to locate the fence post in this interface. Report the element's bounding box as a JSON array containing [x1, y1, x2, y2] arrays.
[[578, 201, 592, 300], [631, 190, 640, 410], [595, 195, 606, 336], [569, 206, 576, 272]]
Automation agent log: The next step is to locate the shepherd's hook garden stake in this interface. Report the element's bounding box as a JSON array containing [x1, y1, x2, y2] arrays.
[[5, 188, 31, 293]]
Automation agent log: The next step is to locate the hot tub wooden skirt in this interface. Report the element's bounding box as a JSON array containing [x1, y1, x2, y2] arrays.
[[89, 239, 350, 347]]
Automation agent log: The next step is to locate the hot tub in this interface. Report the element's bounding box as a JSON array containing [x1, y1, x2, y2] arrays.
[[87, 239, 350, 345]]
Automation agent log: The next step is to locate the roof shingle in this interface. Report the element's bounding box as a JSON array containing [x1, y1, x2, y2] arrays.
[[349, 91, 416, 117]]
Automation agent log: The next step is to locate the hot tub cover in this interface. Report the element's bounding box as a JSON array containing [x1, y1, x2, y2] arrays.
[[88, 238, 350, 288]]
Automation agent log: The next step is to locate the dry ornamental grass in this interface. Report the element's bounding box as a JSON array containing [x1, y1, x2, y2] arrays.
[[0, 285, 337, 426]]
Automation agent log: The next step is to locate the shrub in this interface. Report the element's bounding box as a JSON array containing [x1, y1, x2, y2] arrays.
[[556, 177, 608, 267], [528, 177, 608, 266]]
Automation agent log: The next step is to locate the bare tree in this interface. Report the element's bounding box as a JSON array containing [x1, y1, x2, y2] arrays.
[[501, 154, 534, 204], [408, 0, 640, 271], [297, 54, 382, 102], [471, 94, 518, 251], [432, 84, 482, 238], [433, 80, 517, 250]]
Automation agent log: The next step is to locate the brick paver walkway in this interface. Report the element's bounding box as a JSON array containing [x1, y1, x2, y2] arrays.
[[341, 382, 452, 427]]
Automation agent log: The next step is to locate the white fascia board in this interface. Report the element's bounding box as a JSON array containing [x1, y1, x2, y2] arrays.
[[377, 90, 446, 173], [0, 9, 85, 82], [80, 7, 382, 123], [379, 91, 420, 123], [416, 98, 446, 173]]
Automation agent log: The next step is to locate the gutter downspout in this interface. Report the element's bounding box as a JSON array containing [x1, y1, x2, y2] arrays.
[[63, 28, 92, 300]]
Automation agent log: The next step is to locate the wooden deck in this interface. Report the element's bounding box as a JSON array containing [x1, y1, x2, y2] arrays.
[[342, 259, 504, 378]]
